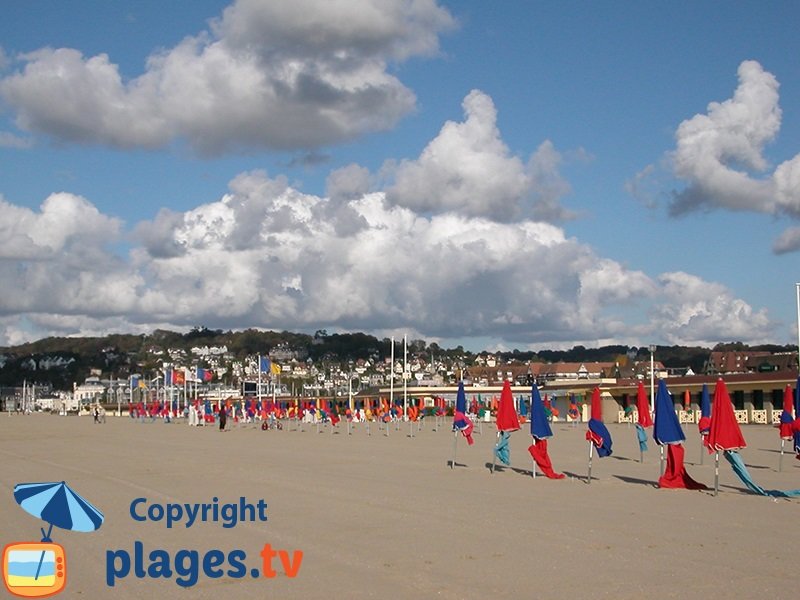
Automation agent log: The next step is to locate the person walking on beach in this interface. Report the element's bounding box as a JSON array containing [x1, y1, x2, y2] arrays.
[[219, 404, 227, 431]]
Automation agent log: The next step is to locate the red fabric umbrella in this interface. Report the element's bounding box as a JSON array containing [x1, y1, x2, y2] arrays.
[[528, 440, 565, 479], [683, 390, 691, 411], [496, 381, 520, 432], [658, 444, 707, 489], [778, 384, 794, 439], [590, 387, 602, 421], [636, 381, 653, 427], [706, 378, 746, 451]]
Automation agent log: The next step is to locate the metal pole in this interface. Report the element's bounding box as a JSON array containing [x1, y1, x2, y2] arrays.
[[796, 283, 800, 371], [403, 334, 408, 421], [780, 438, 785, 472], [389, 337, 394, 419], [531, 437, 537, 479], [451, 431, 457, 469], [649, 345, 655, 415], [714, 451, 720, 496], [490, 431, 500, 473], [587, 440, 594, 484], [660, 445, 665, 477]]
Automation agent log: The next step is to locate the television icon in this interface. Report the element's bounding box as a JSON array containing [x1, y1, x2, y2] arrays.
[[2, 542, 66, 598]]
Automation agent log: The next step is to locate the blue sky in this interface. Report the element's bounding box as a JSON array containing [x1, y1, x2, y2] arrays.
[[1, 1, 799, 351]]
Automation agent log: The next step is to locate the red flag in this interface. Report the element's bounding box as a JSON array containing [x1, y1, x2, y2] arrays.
[[706, 379, 746, 451]]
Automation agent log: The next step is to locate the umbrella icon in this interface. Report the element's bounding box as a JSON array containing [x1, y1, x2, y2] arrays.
[[14, 481, 104, 542]]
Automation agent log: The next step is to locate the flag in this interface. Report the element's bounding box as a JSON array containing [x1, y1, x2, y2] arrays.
[[196, 367, 213, 383], [173, 369, 186, 385], [271, 362, 281, 375], [259, 356, 271, 373]]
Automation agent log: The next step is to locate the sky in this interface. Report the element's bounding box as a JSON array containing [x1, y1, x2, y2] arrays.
[[1, 0, 799, 352]]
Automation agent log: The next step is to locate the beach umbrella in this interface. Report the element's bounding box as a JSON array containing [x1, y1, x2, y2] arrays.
[[683, 389, 691, 412], [451, 381, 474, 469], [654, 379, 685, 445], [568, 394, 580, 424], [653, 379, 706, 490], [528, 384, 564, 479], [707, 378, 747, 495], [777, 384, 794, 471], [492, 381, 520, 472], [519, 396, 528, 420], [585, 387, 612, 483], [635, 381, 652, 462], [636, 382, 652, 427], [14, 481, 104, 542], [698, 383, 711, 464], [792, 376, 800, 461]]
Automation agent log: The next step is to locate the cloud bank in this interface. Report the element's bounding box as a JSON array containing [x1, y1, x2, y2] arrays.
[[0, 0, 456, 155], [0, 163, 776, 348]]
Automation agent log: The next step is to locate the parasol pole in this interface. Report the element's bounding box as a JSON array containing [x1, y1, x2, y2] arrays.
[[660, 445, 665, 477], [490, 431, 500, 473], [779, 438, 785, 472], [700, 436, 704, 465], [714, 450, 720, 496], [587, 439, 594, 484], [531, 436, 537, 479], [451, 430, 458, 469]]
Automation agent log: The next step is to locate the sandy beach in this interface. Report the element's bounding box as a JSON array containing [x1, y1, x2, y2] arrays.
[[1, 414, 798, 599]]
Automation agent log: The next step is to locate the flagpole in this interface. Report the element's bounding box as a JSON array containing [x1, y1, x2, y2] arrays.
[[403, 334, 408, 423], [796, 282, 800, 371]]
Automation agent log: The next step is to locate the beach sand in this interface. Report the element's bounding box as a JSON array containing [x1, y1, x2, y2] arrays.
[[1, 414, 798, 599]]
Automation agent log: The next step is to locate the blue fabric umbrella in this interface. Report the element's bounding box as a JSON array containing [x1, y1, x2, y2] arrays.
[[530, 384, 552, 440], [653, 379, 685, 445], [14, 481, 104, 540], [494, 431, 512, 465], [724, 451, 800, 497], [700, 384, 711, 419], [519, 396, 528, 419], [455, 381, 467, 415], [635, 424, 648, 452]]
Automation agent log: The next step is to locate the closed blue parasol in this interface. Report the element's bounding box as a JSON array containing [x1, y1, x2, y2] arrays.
[[653, 379, 685, 445], [529, 384, 552, 440], [14, 481, 104, 541], [699, 383, 711, 433]]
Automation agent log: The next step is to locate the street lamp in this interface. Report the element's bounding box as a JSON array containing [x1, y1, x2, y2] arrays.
[[648, 344, 656, 415]]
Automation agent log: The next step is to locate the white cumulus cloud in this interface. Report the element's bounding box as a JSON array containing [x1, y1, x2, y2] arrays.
[[659, 60, 800, 252], [384, 90, 575, 222], [0, 0, 456, 155]]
